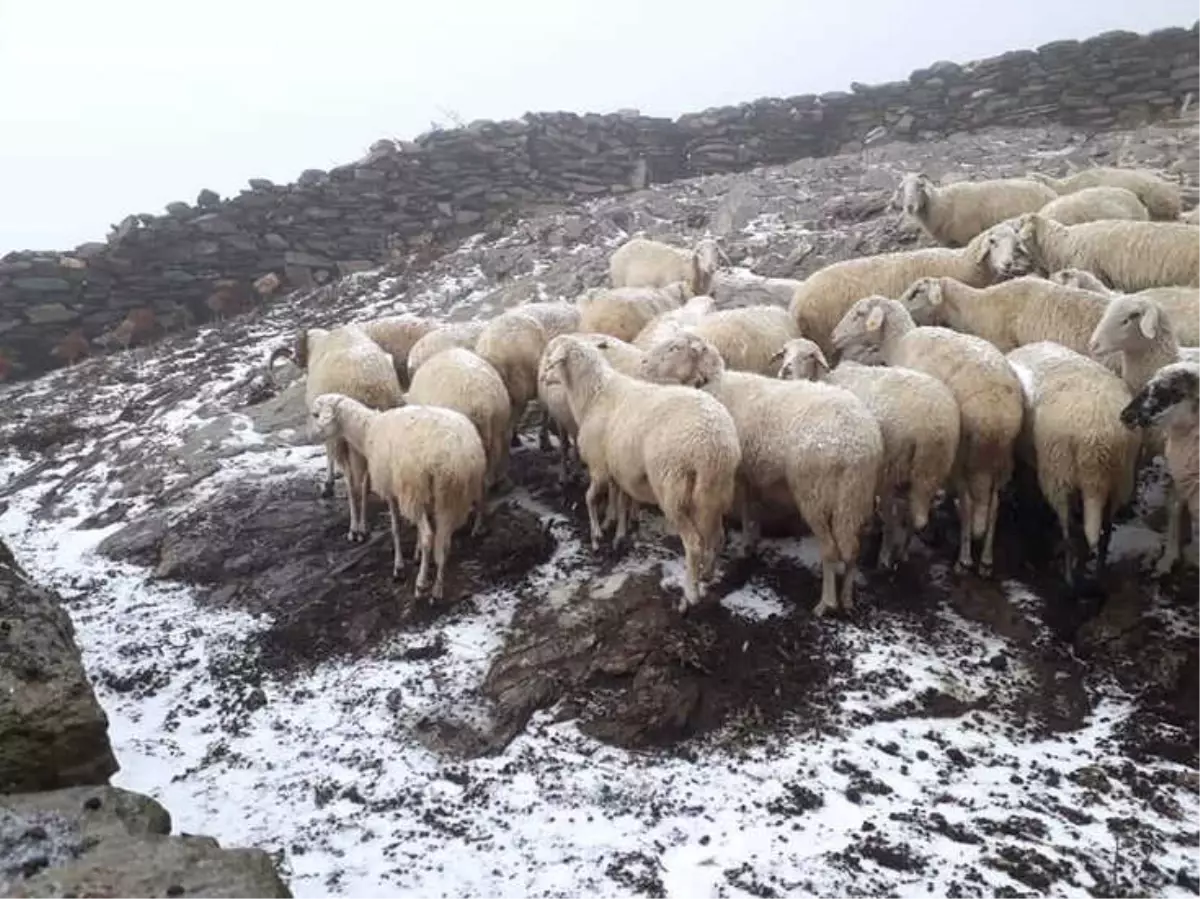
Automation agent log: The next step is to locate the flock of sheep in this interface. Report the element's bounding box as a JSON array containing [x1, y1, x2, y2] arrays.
[[266, 163, 1200, 616]]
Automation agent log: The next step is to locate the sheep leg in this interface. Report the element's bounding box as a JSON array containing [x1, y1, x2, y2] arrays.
[[812, 559, 840, 619], [1096, 502, 1115, 578], [321, 443, 337, 498], [414, 511, 435, 599], [538, 406, 553, 452], [432, 519, 453, 601], [470, 496, 488, 537], [1051, 495, 1075, 587], [877, 494, 898, 570], [1156, 488, 1185, 576], [345, 451, 370, 543], [954, 479, 974, 573], [612, 490, 630, 549], [585, 476, 608, 551], [388, 498, 405, 578], [839, 562, 859, 612], [676, 525, 704, 614], [978, 484, 1001, 579], [739, 490, 760, 556]]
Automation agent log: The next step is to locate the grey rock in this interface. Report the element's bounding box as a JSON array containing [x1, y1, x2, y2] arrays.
[[23, 303, 77, 325], [196, 188, 221, 208], [283, 250, 332, 268], [248, 178, 275, 190], [165, 201, 191, 217], [12, 278, 71, 293], [96, 512, 169, 565], [297, 168, 325, 186], [192, 214, 241, 235], [263, 233, 290, 250]]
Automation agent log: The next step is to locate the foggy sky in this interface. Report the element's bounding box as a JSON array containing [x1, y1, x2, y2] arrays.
[[1, 0, 1195, 253]]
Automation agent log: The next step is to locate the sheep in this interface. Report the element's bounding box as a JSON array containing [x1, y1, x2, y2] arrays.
[[775, 337, 960, 571], [1182, 207, 1200, 226], [407, 320, 486, 380], [893, 172, 1057, 247], [539, 334, 742, 611], [709, 270, 802, 308], [358, 314, 439, 388], [309, 394, 486, 600], [577, 282, 692, 343], [512, 300, 582, 450], [689, 305, 802, 375], [642, 333, 883, 617], [788, 221, 1028, 358], [474, 311, 549, 445], [1027, 167, 1183, 221], [1037, 186, 1149, 225], [51, 329, 90, 367], [609, 236, 725, 296], [1087, 294, 1200, 395], [95, 307, 158, 353], [897, 275, 1113, 361], [1049, 268, 1200, 346], [407, 347, 512, 504], [831, 296, 1024, 576], [1006, 342, 1140, 585], [633, 295, 716, 351], [1120, 361, 1200, 574], [267, 324, 403, 541], [1013, 214, 1200, 291]]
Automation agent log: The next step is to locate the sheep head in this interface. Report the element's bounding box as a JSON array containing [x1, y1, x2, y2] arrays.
[[641, 332, 723, 388], [308, 393, 348, 441], [894, 173, 933, 217], [977, 221, 1035, 280], [832, 295, 900, 353], [690, 239, 721, 295], [1120, 361, 1200, 431], [1050, 268, 1106, 292], [898, 277, 945, 325], [539, 334, 590, 391], [774, 338, 828, 382], [1089, 295, 1166, 358]]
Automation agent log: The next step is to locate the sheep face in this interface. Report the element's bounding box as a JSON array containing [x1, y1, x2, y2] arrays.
[[640, 333, 721, 387], [1051, 268, 1106, 292], [831, 296, 892, 353], [898, 277, 945, 326], [1089, 296, 1161, 357], [894, 173, 932, 217], [774, 338, 829, 381], [981, 222, 1034, 279], [308, 393, 346, 441], [1120, 362, 1200, 431], [691, 241, 721, 295], [538, 334, 582, 390]]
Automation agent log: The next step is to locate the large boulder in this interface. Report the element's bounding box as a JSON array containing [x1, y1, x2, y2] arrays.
[[0, 540, 118, 791]]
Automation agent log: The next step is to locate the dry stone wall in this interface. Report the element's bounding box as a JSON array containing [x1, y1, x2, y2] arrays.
[[2, 23, 1197, 380]]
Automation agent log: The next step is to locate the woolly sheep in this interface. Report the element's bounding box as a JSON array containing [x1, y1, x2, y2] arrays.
[[407, 347, 513, 498], [1120, 361, 1200, 574], [776, 337, 960, 571], [358, 314, 439, 388], [1006, 342, 1140, 585], [268, 324, 404, 541], [894, 172, 1056, 247], [1037, 186, 1149, 225], [310, 395, 486, 600], [898, 275, 1114, 362], [540, 334, 742, 611], [1014, 214, 1200, 291], [609, 236, 725, 296], [633, 295, 716, 351], [577, 282, 692, 343], [511, 300, 582, 450], [474, 311, 549, 444], [1087, 294, 1200, 395], [690, 305, 801, 375], [1028, 167, 1182, 221], [407, 320, 487, 379], [96, 307, 158, 353], [51, 329, 90, 367], [709, 270, 803, 308], [1049, 268, 1200, 346], [642, 333, 883, 617], [788, 222, 1028, 358], [831, 296, 1024, 576]]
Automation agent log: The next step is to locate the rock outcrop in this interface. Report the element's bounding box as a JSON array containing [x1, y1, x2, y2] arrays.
[[0, 23, 1195, 380]]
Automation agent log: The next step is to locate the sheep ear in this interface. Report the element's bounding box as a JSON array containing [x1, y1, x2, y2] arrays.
[[865, 306, 885, 332], [1139, 304, 1159, 340], [594, 338, 610, 349], [813, 346, 831, 372], [768, 348, 786, 365]]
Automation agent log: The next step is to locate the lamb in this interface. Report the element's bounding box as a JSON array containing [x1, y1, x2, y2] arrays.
[[642, 333, 883, 617], [690, 305, 802, 375], [577, 282, 692, 343], [1049, 268, 1200, 346], [51, 329, 90, 367], [95, 307, 158, 353], [775, 337, 960, 571], [898, 275, 1112, 360], [267, 324, 404, 541], [831, 296, 1024, 576], [358, 314, 439, 388], [1027, 167, 1183, 221], [1087, 294, 1200, 394], [709, 270, 802, 308], [1006, 342, 1140, 585], [474, 311, 549, 444], [406, 320, 486, 379], [893, 172, 1056, 247], [632, 295, 716, 351], [540, 334, 742, 611], [788, 221, 1028, 358], [1037, 186, 1149, 225], [309, 394, 486, 600], [1014, 214, 1200, 291], [1120, 361, 1200, 574], [609, 236, 725, 296], [406, 347, 512, 500]]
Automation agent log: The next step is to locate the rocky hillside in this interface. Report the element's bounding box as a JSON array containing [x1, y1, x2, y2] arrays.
[[0, 122, 1198, 897]]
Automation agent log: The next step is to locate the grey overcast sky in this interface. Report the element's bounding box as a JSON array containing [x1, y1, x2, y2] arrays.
[[1, 0, 1195, 253]]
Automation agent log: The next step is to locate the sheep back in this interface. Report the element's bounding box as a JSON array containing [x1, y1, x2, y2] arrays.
[[1038, 186, 1149, 225]]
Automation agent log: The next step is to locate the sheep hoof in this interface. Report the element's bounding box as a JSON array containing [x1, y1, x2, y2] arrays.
[[676, 596, 691, 615], [977, 561, 993, 579], [811, 603, 833, 619], [392, 567, 405, 581], [954, 558, 972, 575], [432, 583, 445, 601], [320, 482, 335, 499], [538, 434, 553, 452], [1154, 554, 1178, 577]]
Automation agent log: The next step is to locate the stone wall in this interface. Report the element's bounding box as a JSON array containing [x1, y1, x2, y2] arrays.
[[2, 23, 1197, 380]]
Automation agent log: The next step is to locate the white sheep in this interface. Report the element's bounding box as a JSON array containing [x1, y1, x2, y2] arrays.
[[540, 334, 742, 611], [641, 333, 883, 617], [310, 395, 486, 600], [898, 275, 1113, 360], [1006, 342, 1140, 585], [788, 221, 1027, 358], [609, 236, 725, 296], [406, 320, 487, 380], [709, 270, 803, 308], [406, 346, 512, 500], [577, 282, 692, 343], [776, 337, 960, 571], [1028, 167, 1183, 221], [474, 311, 549, 444], [1087, 294, 1200, 394], [1014, 213, 1200, 291], [831, 296, 1024, 576], [1049, 268, 1200, 346], [267, 324, 404, 541], [358, 314, 439, 388], [690, 305, 802, 375], [1120, 361, 1200, 574], [894, 172, 1056, 247], [511, 300, 582, 451], [1037, 186, 1149, 225], [633, 295, 716, 351]]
